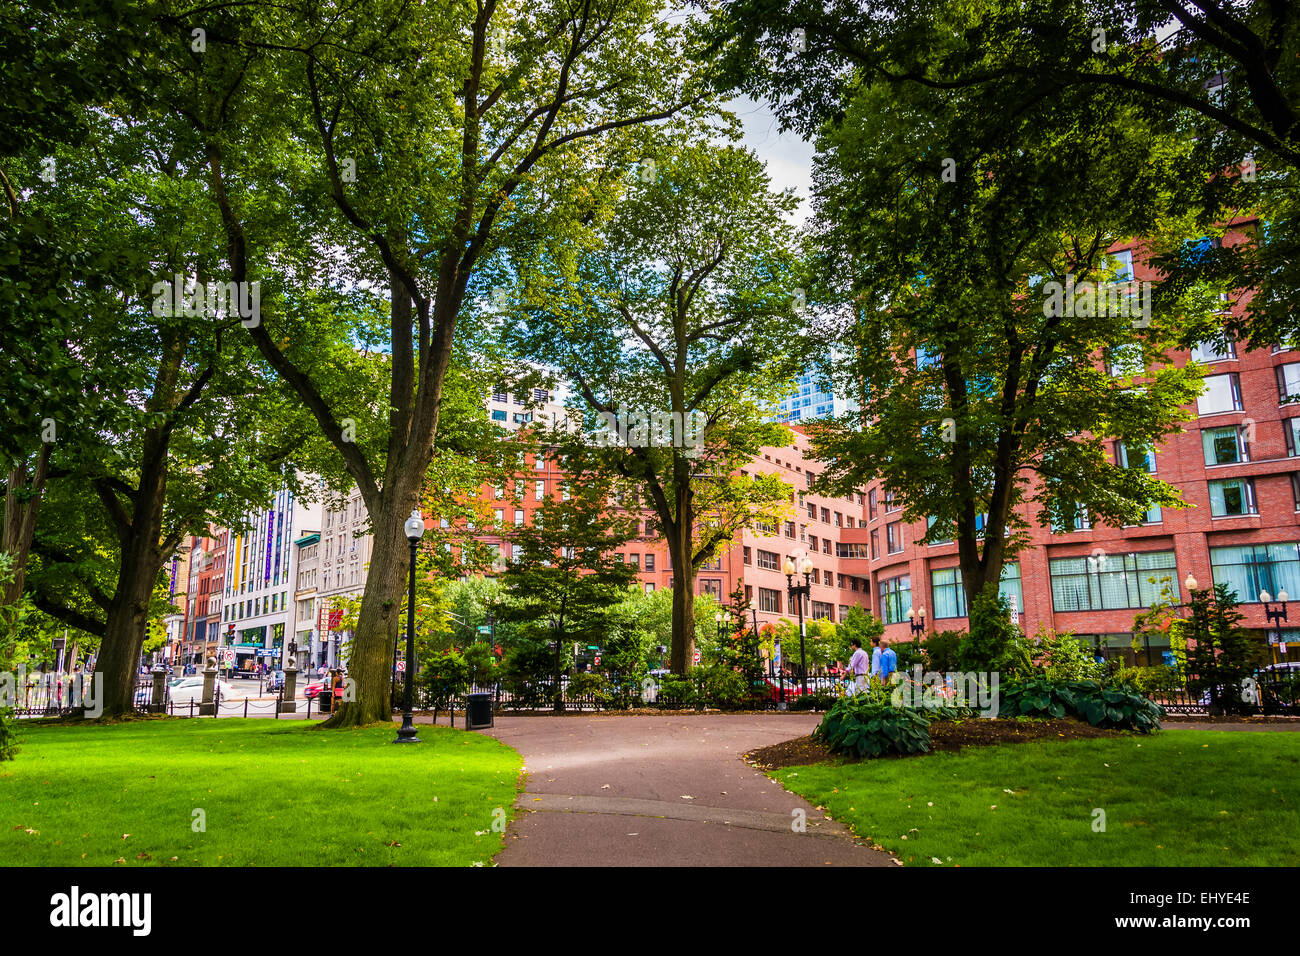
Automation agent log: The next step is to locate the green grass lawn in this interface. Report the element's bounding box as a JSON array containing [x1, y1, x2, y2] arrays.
[[0, 718, 522, 867], [773, 730, 1300, 866]]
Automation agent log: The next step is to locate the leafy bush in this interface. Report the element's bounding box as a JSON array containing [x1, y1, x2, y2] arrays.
[[0, 708, 17, 762], [813, 695, 948, 758], [1032, 627, 1106, 682], [417, 650, 469, 711], [957, 589, 1033, 678], [462, 642, 498, 688], [1112, 664, 1182, 695], [656, 675, 697, 708], [922, 630, 963, 672], [1000, 677, 1163, 733], [694, 663, 751, 709], [500, 644, 557, 708], [566, 671, 609, 703], [789, 690, 840, 711]]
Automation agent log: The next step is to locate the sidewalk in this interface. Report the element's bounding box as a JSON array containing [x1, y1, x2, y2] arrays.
[[480, 714, 897, 867]]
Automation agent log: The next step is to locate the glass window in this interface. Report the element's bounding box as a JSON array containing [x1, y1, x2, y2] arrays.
[[514, 510, 525, 526], [1285, 418, 1300, 457], [868, 489, 877, 519], [931, 563, 1022, 619], [1277, 364, 1300, 404], [1115, 441, 1156, 472], [1208, 478, 1257, 516], [756, 549, 779, 571], [887, 521, 903, 554], [1210, 543, 1300, 603], [1108, 249, 1134, 282], [1106, 343, 1144, 377], [1197, 373, 1244, 415], [1191, 338, 1236, 363], [1049, 551, 1178, 611], [644, 554, 655, 572], [878, 575, 912, 625], [758, 587, 781, 613], [491, 409, 507, 422], [871, 530, 879, 559], [1202, 425, 1248, 465], [535, 480, 545, 501]]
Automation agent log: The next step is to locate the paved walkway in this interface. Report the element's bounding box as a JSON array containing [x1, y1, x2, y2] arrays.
[[479, 714, 897, 867]]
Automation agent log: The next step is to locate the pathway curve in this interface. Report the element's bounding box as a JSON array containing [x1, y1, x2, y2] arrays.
[[482, 713, 896, 867]]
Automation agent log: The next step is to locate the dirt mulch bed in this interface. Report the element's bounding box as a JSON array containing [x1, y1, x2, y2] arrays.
[[1159, 714, 1299, 724], [744, 718, 1123, 769]]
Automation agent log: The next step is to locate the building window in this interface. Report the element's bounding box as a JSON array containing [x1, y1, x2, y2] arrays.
[[1277, 364, 1300, 404], [1285, 418, 1300, 457], [878, 575, 912, 625], [743, 546, 751, 566], [535, 480, 545, 501], [535, 456, 546, 470], [784, 520, 796, 538], [628, 554, 640, 569], [1202, 425, 1250, 465], [811, 601, 833, 620], [931, 563, 1023, 619], [820, 507, 830, 523], [645, 554, 656, 572], [926, 515, 953, 545], [533, 388, 549, 403], [1293, 474, 1300, 511], [1115, 442, 1156, 472], [885, 491, 900, 513], [886, 521, 903, 554], [1197, 372, 1244, 415], [834, 512, 843, 527], [871, 530, 880, 559], [1191, 338, 1236, 363], [868, 489, 877, 519], [809, 535, 818, 551], [514, 509, 525, 526], [645, 583, 655, 594], [1210, 543, 1300, 603], [1049, 551, 1179, 612], [758, 587, 782, 613], [756, 549, 779, 570], [491, 409, 507, 422], [822, 539, 831, 555], [1105, 343, 1144, 377], [492, 389, 508, 403], [806, 502, 816, 519], [1208, 478, 1257, 516], [1109, 248, 1134, 282]]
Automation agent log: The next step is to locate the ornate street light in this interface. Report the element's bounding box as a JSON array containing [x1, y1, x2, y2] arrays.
[[783, 554, 814, 698], [1260, 589, 1289, 628], [907, 605, 927, 637], [395, 510, 425, 744]]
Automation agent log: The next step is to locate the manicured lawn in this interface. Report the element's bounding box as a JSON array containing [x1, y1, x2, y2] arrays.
[[772, 730, 1300, 866], [0, 719, 522, 867]]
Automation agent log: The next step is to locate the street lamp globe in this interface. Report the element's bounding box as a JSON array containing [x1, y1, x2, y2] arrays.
[[1185, 573, 1198, 591], [1280, 590, 1289, 602], [781, 557, 796, 576], [404, 510, 425, 542], [1261, 589, 1272, 604], [799, 556, 813, 576]]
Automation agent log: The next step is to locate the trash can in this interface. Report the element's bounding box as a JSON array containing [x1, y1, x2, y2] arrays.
[[465, 692, 494, 730]]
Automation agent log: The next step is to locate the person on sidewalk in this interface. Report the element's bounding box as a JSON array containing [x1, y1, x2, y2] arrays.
[[847, 638, 869, 695], [879, 641, 898, 683], [870, 637, 883, 682]]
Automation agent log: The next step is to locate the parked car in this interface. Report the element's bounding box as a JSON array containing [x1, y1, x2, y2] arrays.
[[266, 670, 285, 692], [166, 675, 232, 704], [304, 680, 343, 700]]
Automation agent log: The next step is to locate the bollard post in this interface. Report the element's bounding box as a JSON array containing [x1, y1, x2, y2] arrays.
[[244, 697, 249, 719], [199, 657, 217, 716], [150, 664, 168, 712]]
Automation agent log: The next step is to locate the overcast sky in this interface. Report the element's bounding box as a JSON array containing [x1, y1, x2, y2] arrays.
[[727, 95, 817, 225]]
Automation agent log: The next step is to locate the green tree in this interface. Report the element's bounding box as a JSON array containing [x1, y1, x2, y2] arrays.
[[497, 478, 639, 711], [148, 0, 710, 726], [509, 140, 806, 675], [1180, 583, 1268, 715], [779, 53, 1207, 627]]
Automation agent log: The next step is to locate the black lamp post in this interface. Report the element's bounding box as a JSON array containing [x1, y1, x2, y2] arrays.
[[1261, 588, 1289, 628], [907, 605, 926, 637], [783, 554, 813, 698], [395, 510, 425, 744], [714, 610, 732, 651]]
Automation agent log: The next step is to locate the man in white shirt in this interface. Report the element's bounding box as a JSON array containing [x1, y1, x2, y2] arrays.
[[847, 638, 869, 694], [870, 637, 883, 680]]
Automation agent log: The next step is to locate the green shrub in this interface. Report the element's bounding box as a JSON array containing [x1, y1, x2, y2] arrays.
[[922, 630, 963, 671], [0, 708, 17, 762], [814, 696, 936, 758], [656, 675, 697, 707], [1000, 677, 1163, 733], [789, 690, 840, 711], [694, 663, 752, 709], [416, 650, 469, 711], [566, 671, 608, 702]]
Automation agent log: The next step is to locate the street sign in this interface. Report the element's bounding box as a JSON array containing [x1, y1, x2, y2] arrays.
[[693, 651, 701, 664], [586, 645, 599, 650], [477, 625, 492, 634], [395, 660, 405, 673], [594, 656, 601, 666]]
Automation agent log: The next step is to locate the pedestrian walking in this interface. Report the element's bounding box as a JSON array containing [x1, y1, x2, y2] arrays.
[[880, 641, 898, 683], [870, 637, 883, 680], [846, 638, 869, 695]]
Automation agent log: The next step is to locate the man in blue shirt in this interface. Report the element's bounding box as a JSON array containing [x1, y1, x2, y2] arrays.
[[880, 642, 898, 682]]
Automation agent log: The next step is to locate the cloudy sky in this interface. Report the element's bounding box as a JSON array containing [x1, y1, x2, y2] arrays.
[[728, 95, 817, 224]]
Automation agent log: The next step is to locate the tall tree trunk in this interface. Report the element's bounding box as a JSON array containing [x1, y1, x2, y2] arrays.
[[93, 455, 169, 718], [2, 443, 52, 606], [321, 485, 421, 727], [668, 516, 696, 675]]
